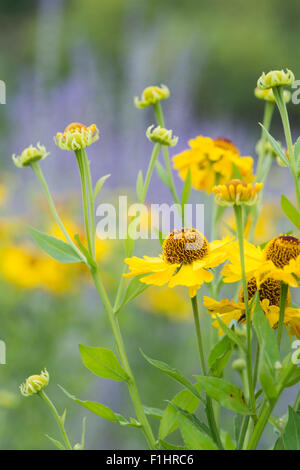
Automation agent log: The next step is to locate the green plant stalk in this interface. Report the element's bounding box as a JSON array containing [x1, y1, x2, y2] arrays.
[[248, 361, 296, 450], [191, 295, 223, 450], [75, 150, 93, 256], [81, 149, 96, 258], [31, 162, 87, 265], [256, 101, 274, 181], [277, 282, 288, 350], [234, 204, 257, 422], [273, 86, 300, 209], [153, 102, 180, 206], [91, 267, 156, 449], [39, 390, 72, 450]]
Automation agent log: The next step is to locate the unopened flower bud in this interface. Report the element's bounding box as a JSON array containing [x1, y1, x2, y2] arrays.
[[134, 85, 170, 109], [20, 369, 49, 397], [12, 143, 49, 168], [232, 359, 246, 373], [146, 125, 178, 147], [257, 69, 295, 90], [54, 122, 99, 151], [254, 87, 291, 103], [212, 179, 263, 206]]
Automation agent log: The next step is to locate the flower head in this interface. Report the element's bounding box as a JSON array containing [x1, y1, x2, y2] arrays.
[[54, 122, 99, 151], [212, 179, 263, 206], [20, 369, 49, 397], [173, 136, 254, 194], [124, 229, 233, 297], [257, 69, 295, 90], [134, 85, 170, 109], [254, 87, 291, 103], [12, 143, 49, 168], [146, 125, 178, 147]]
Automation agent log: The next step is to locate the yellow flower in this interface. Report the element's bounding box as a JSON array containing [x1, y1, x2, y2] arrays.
[[146, 125, 178, 147], [20, 369, 49, 397], [212, 179, 263, 206], [204, 277, 300, 338], [0, 184, 7, 206], [254, 87, 291, 103], [173, 136, 254, 194], [12, 143, 49, 168], [257, 69, 295, 90], [54, 122, 99, 151], [140, 287, 191, 321], [134, 85, 170, 108], [221, 235, 300, 287], [124, 228, 233, 297]]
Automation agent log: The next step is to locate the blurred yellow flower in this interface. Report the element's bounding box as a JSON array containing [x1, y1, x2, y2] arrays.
[[140, 287, 191, 321], [134, 85, 170, 109], [173, 136, 254, 194], [213, 179, 263, 206], [0, 184, 7, 206], [124, 228, 233, 298]]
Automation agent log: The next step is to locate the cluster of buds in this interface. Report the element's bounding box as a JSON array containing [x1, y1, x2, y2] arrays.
[[212, 179, 263, 206], [54, 122, 99, 151], [254, 87, 291, 103], [20, 369, 49, 397], [12, 143, 49, 168], [134, 85, 170, 109], [257, 69, 295, 90], [146, 125, 178, 147]]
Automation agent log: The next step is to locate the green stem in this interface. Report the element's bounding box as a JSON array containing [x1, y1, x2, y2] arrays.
[[273, 86, 300, 209], [234, 204, 257, 422], [75, 150, 93, 256], [141, 143, 161, 202], [91, 267, 156, 449], [153, 102, 180, 206], [39, 390, 72, 450], [81, 149, 96, 258], [191, 296, 223, 450], [277, 282, 288, 350], [256, 101, 274, 181], [31, 162, 87, 264]]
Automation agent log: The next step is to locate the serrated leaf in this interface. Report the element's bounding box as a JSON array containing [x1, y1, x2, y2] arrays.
[[283, 406, 300, 450], [79, 344, 129, 381], [27, 226, 83, 263], [140, 350, 204, 403], [93, 174, 111, 201], [259, 124, 290, 166], [194, 376, 250, 415], [177, 414, 218, 450], [281, 194, 300, 230], [45, 434, 66, 450], [159, 389, 200, 440], [155, 161, 171, 188]]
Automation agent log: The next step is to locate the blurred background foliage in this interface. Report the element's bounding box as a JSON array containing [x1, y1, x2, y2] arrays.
[[0, 0, 299, 449]]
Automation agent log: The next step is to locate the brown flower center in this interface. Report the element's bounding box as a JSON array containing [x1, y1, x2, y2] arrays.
[[162, 228, 209, 265], [238, 277, 290, 308], [264, 235, 300, 268]]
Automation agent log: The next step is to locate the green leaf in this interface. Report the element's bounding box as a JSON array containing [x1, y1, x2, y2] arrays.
[[159, 440, 188, 450], [194, 376, 250, 415], [213, 314, 247, 352], [177, 414, 218, 450], [259, 124, 290, 166], [45, 434, 66, 450], [284, 367, 300, 388], [115, 276, 148, 313], [136, 170, 144, 201], [208, 335, 233, 377], [59, 386, 139, 427], [27, 226, 83, 264], [159, 389, 200, 440], [140, 350, 204, 403], [93, 174, 111, 201], [294, 137, 300, 164], [222, 431, 236, 450], [79, 344, 129, 382], [155, 161, 171, 188], [283, 406, 300, 450], [143, 406, 164, 420], [168, 402, 210, 436], [252, 296, 279, 402], [181, 168, 191, 205], [281, 194, 300, 230]]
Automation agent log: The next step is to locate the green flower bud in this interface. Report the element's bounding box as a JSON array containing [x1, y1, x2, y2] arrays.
[[146, 125, 178, 147], [134, 85, 170, 109], [257, 69, 295, 90], [20, 369, 49, 397], [12, 143, 49, 168], [232, 359, 246, 373], [254, 87, 291, 103], [54, 122, 99, 151]]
